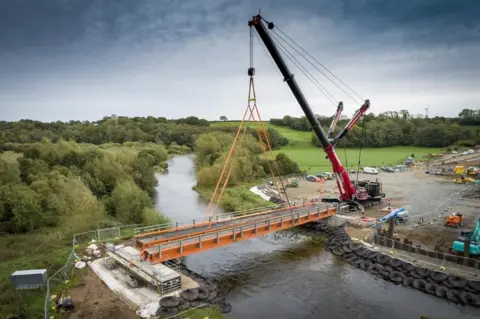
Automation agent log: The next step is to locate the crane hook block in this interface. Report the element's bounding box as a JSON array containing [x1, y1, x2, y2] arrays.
[[268, 22, 275, 30], [248, 67, 255, 77]]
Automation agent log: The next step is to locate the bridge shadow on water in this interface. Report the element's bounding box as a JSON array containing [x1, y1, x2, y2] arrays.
[[156, 156, 480, 319]]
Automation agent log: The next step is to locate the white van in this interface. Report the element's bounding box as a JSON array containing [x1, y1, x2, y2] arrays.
[[363, 167, 379, 175]]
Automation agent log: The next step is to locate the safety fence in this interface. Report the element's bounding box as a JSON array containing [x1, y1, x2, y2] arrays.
[[134, 199, 329, 236], [43, 223, 143, 319], [368, 234, 479, 280], [406, 183, 477, 228]]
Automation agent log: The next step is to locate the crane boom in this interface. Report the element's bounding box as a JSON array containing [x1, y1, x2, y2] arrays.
[[328, 102, 344, 141], [249, 14, 368, 202]]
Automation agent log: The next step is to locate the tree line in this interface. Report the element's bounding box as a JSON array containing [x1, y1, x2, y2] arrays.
[[270, 109, 480, 148], [0, 140, 170, 235], [0, 115, 288, 151], [194, 131, 300, 211]]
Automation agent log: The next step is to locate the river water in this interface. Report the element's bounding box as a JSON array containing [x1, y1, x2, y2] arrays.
[[155, 155, 479, 319]]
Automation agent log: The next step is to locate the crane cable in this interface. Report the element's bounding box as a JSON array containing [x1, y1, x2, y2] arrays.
[[251, 26, 295, 212], [265, 20, 369, 186], [205, 27, 295, 225], [355, 117, 367, 184], [271, 25, 364, 104], [269, 31, 337, 107]]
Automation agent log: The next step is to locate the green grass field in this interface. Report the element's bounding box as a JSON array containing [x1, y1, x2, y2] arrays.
[[210, 121, 312, 147], [210, 121, 442, 172]]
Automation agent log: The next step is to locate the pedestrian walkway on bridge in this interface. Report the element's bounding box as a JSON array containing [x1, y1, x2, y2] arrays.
[[133, 202, 336, 264]]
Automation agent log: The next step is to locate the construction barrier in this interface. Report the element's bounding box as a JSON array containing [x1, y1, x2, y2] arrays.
[[43, 223, 143, 319]]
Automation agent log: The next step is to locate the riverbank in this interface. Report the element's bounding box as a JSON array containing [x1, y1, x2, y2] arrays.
[[152, 155, 479, 319], [0, 141, 174, 318], [193, 181, 271, 213], [301, 221, 480, 308]]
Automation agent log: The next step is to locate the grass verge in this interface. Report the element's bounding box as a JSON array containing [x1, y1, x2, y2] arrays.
[[0, 231, 73, 318], [179, 306, 224, 319], [193, 178, 272, 213]]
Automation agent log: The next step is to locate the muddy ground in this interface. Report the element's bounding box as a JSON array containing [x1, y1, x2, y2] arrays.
[[282, 168, 480, 249], [66, 268, 138, 319]]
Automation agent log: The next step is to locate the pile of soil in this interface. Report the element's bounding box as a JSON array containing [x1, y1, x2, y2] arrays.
[[66, 269, 138, 319]]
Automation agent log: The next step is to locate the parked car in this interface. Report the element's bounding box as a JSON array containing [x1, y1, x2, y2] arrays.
[[306, 175, 317, 182], [363, 167, 379, 175], [380, 167, 395, 173]]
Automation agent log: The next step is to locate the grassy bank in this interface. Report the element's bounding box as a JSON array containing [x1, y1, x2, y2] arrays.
[[274, 145, 441, 172], [194, 178, 271, 213], [184, 306, 224, 319], [0, 141, 171, 318], [210, 121, 311, 147], [210, 121, 442, 172]]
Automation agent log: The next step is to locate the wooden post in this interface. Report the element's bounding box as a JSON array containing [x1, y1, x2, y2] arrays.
[[388, 218, 394, 239], [464, 238, 470, 265]]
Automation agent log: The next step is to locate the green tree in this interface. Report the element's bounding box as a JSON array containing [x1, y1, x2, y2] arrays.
[[110, 179, 152, 224]]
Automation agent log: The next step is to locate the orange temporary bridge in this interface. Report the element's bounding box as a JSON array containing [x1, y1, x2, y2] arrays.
[[134, 202, 336, 264]]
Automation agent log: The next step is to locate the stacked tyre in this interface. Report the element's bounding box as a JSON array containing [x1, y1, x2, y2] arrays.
[[156, 262, 232, 317], [302, 221, 480, 308], [157, 286, 232, 317]]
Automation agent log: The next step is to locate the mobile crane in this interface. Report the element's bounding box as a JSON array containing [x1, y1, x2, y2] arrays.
[[248, 14, 385, 211]]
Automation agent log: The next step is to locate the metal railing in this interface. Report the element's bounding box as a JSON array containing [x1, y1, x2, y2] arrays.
[[134, 199, 326, 236], [370, 234, 479, 280], [44, 223, 143, 319], [151, 204, 335, 258]]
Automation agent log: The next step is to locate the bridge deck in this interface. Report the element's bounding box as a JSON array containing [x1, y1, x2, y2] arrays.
[[135, 202, 327, 249], [138, 203, 336, 264]]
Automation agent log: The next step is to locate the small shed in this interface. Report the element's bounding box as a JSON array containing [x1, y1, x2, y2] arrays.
[[11, 269, 48, 290]]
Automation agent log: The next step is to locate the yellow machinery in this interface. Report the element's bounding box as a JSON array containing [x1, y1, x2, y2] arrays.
[[455, 166, 465, 175], [454, 175, 475, 184], [445, 212, 465, 228]]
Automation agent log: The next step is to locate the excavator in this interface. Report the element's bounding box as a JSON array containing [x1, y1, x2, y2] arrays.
[[451, 217, 480, 256], [444, 212, 465, 228], [248, 14, 385, 212]]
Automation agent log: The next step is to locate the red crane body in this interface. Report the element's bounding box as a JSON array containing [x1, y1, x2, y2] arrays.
[[249, 14, 370, 203]]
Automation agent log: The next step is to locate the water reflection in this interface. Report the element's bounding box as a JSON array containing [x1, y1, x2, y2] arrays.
[[155, 156, 480, 319]]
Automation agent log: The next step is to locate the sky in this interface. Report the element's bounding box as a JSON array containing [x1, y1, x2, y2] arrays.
[[0, 0, 479, 122]]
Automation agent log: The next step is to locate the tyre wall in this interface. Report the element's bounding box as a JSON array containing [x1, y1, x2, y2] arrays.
[[301, 221, 480, 308]]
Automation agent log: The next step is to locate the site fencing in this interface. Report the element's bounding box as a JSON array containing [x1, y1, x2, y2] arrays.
[[43, 223, 143, 319], [367, 234, 479, 280], [406, 183, 477, 227]]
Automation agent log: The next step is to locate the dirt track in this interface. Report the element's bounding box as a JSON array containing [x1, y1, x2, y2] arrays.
[[284, 168, 480, 248], [67, 268, 137, 319]]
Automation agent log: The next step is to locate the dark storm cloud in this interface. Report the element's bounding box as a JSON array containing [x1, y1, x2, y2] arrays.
[[0, 0, 478, 121]]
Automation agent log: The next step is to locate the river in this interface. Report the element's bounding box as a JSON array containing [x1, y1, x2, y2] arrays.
[[155, 155, 479, 319]]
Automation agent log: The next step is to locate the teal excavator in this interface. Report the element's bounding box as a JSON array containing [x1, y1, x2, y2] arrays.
[[451, 217, 480, 256]]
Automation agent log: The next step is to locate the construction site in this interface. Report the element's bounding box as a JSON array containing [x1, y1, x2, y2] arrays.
[[41, 12, 480, 319]]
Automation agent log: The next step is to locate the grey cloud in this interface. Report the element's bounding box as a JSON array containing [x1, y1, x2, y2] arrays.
[[0, 0, 478, 121]]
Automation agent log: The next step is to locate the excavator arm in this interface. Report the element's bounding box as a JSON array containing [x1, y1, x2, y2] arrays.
[[249, 14, 369, 203]]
